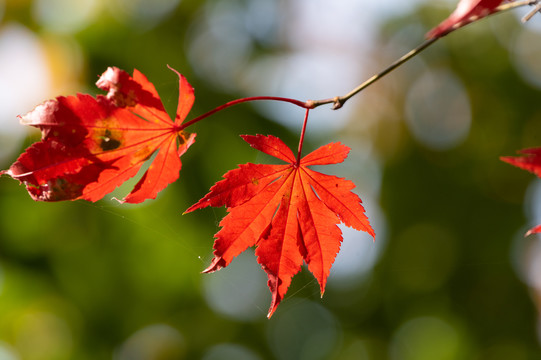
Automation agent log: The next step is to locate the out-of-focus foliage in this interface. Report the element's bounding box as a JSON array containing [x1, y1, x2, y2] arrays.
[[1, 0, 541, 359]]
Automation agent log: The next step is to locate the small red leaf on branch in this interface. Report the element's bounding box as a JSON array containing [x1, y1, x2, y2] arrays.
[[501, 147, 541, 235], [2, 67, 196, 203], [426, 0, 504, 39], [186, 134, 374, 317], [501, 148, 541, 177], [526, 225, 541, 236]]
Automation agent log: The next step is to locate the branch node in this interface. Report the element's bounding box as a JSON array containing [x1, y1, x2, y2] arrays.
[[305, 99, 316, 109], [332, 97, 344, 110]]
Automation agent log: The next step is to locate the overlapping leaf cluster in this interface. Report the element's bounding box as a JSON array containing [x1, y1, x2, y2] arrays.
[[2, 68, 374, 316], [2, 67, 195, 203], [2, 0, 539, 317]]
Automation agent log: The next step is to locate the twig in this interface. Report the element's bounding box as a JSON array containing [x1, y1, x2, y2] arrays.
[[180, 96, 309, 130], [181, 0, 540, 127], [306, 0, 539, 111], [522, 1, 541, 22], [306, 38, 438, 110], [498, 0, 538, 13]]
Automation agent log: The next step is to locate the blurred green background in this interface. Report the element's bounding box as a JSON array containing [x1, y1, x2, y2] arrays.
[[2, 0, 541, 359]]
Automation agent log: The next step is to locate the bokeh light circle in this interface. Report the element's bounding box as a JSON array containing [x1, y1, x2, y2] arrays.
[[0, 23, 52, 165], [114, 324, 186, 360], [267, 301, 341, 360], [0, 342, 19, 360], [390, 316, 468, 360], [512, 29, 541, 90], [405, 69, 472, 150], [202, 343, 262, 360], [32, 0, 100, 34], [202, 250, 269, 321]]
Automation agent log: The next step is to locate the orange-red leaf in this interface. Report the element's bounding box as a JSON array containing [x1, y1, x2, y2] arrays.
[[186, 134, 374, 317], [426, 0, 503, 39], [502, 147, 541, 235], [2, 67, 195, 203], [501, 148, 541, 177], [526, 225, 541, 236]]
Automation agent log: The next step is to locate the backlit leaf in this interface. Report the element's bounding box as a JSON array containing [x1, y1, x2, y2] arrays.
[[426, 0, 503, 39], [2, 67, 196, 203], [186, 134, 374, 317]]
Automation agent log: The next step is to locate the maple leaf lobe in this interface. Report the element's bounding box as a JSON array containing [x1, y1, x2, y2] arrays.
[[502, 147, 541, 235], [526, 225, 541, 237], [501, 148, 541, 178]]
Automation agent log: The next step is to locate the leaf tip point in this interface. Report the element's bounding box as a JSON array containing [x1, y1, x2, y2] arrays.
[[201, 264, 213, 274], [201, 266, 218, 274], [525, 225, 541, 237], [183, 203, 198, 214], [267, 307, 277, 319], [201, 256, 226, 274]]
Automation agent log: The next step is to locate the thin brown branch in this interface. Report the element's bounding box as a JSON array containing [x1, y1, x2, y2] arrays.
[[499, 0, 538, 13], [306, 38, 438, 110], [522, 1, 541, 22], [306, 0, 539, 111]]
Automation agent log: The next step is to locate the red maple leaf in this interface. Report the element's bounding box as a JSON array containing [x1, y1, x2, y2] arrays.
[[2, 66, 195, 203], [186, 134, 374, 317], [502, 148, 541, 177], [502, 147, 541, 235], [426, 0, 504, 39]]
